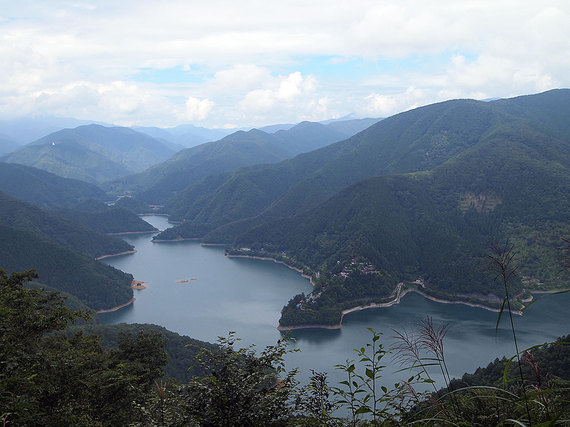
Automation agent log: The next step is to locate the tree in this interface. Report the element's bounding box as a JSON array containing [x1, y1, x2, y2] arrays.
[[0, 269, 168, 425]]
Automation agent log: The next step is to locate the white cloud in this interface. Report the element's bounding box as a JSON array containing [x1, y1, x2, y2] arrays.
[[0, 1, 569, 126], [184, 97, 214, 121]]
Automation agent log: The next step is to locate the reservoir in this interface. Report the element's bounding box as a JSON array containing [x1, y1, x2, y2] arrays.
[[100, 215, 570, 389]]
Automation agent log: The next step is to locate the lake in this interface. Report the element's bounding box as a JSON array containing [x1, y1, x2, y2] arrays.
[[100, 215, 570, 390]]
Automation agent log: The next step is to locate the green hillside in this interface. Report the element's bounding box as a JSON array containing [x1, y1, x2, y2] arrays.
[[0, 192, 133, 259], [108, 120, 363, 205], [0, 226, 132, 310], [233, 117, 569, 326], [155, 97, 510, 241], [1, 124, 179, 183], [0, 162, 106, 208], [49, 199, 157, 234]]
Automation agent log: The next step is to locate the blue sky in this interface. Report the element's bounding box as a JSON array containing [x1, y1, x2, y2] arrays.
[[0, 1, 568, 128]]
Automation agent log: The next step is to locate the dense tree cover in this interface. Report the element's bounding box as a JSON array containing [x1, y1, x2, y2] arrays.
[[107, 120, 369, 205], [77, 323, 218, 382], [0, 269, 166, 426], [228, 95, 570, 325], [0, 226, 133, 310], [0, 162, 106, 208], [49, 199, 157, 234], [1, 124, 179, 184], [0, 192, 133, 258]]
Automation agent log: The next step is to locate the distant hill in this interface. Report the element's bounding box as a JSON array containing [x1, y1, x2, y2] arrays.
[[0, 192, 133, 259], [134, 124, 233, 148], [0, 116, 109, 145], [108, 119, 375, 205], [1, 124, 180, 183], [0, 163, 107, 208]]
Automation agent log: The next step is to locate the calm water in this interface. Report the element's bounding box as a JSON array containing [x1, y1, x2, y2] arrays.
[[100, 215, 570, 389]]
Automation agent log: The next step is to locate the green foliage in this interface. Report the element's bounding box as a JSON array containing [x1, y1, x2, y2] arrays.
[[179, 332, 299, 426], [77, 323, 218, 382], [0, 269, 168, 426]]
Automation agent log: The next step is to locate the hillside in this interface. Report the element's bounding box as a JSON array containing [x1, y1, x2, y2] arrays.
[[234, 118, 570, 326], [107, 121, 353, 204], [1, 124, 180, 183], [0, 192, 133, 259], [0, 225, 133, 310], [48, 199, 157, 234], [0, 162, 107, 208], [156, 97, 508, 239]]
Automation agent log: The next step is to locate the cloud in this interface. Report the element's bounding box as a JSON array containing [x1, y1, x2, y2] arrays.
[[184, 97, 214, 121], [0, 1, 569, 126]]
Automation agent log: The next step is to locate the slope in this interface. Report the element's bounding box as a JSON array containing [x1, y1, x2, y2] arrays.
[[0, 192, 133, 259], [48, 199, 157, 235], [2, 124, 179, 183], [0, 162, 107, 208], [157, 98, 506, 240], [0, 225, 133, 310], [232, 119, 570, 326]]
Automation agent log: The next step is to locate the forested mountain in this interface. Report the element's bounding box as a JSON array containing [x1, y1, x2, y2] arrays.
[[0, 192, 133, 259], [0, 162, 107, 208], [48, 199, 157, 234], [107, 121, 358, 204], [153, 90, 570, 326], [0, 225, 132, 310], [156, 97, 508, 238], [1, 124, 181, 183]]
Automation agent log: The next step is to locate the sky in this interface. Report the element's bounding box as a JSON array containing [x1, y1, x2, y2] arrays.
[[1, 0, 569, 128]]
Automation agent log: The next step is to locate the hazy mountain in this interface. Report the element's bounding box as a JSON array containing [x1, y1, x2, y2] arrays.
[[0, 133, 21, 155], [134, 124, 233, 148], [0, 116, 109, 144], [2, 124, 180, 183], [0, 163, 107, 208], [107, 120, 354, 204], [258, 123, 296, 133]]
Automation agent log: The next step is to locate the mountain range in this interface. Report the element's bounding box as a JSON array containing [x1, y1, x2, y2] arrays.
[[150, 89, 570, 326], [1, 124, 182, 183]]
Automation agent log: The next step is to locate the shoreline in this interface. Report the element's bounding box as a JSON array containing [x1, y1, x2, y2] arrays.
[[96, 297, 136, 314], [226, 253, 519, 331], [278, 289, 517, 331], [95, 250, 137, 260]]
